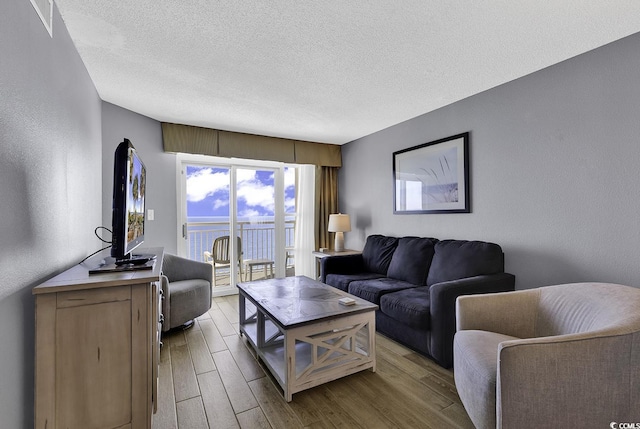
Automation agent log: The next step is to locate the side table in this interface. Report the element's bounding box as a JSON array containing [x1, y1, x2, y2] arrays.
[[243, 258, 275, 281]]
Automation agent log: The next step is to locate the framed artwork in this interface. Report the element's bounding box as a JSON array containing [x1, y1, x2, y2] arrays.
[[393, 132, 470, 214]]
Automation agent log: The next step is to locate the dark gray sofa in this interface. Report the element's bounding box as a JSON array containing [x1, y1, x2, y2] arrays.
[[320, 234, 515, 368]]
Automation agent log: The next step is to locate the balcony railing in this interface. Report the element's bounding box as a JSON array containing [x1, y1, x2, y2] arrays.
[[186, 219, 295, 285]]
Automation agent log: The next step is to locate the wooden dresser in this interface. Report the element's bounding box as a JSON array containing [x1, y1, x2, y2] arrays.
[[33, 247, 164, 429]]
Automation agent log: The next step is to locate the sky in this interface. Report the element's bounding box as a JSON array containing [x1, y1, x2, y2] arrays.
[[186, 166, 295, 218]]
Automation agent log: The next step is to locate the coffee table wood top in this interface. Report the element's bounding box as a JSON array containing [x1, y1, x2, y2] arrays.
[[237, 275, 378, 328]]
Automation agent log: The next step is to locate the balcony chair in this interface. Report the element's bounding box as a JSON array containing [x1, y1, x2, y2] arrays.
[[453, 282, 640, 429], [161, 254, 212, 331], [203, 235, 243, 287]]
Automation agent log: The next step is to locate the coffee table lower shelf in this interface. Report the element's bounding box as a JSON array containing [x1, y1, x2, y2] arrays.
[[239, 303, 376, 401]]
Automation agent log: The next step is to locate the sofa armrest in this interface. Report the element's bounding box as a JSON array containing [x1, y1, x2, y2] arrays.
[[429, 272, 516, 368], [497, 332, 639, 428], [320, 254, 365, 282], [162, 253, 213, 284], [456, 288, 540, 338]]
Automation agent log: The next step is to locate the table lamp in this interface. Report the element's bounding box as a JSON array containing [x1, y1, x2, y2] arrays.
[[328, 213, 351, 252]]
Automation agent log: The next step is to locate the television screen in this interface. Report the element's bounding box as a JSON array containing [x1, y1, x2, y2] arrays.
[[111, 139, 147, 262]]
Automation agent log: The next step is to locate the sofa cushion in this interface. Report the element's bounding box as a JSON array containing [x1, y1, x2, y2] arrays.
[[387, 237, 437, 285], [380, 286, 432, 330], [348, 278, 416, 304], [361, 235, 399, 275], [426, 240, 504, 286], [325, 273, 385, 292]]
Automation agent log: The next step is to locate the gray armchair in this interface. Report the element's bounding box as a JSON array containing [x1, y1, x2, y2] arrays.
[[453, 283, 640, 429], [161, 254, 212, 332]]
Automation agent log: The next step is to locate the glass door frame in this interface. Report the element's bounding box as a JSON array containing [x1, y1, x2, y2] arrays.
[[176, 154, 290, 296]]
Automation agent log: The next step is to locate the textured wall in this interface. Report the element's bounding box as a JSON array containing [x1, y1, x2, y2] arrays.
[[102, 102, 178, 255], [0, 1, 102, 427], [340, 32, 640, 290]]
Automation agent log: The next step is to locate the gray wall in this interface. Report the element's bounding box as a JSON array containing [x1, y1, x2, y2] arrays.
[[340, 32, 640, 290], [0, 1, 102, 426], [102, 102, 178, 255]]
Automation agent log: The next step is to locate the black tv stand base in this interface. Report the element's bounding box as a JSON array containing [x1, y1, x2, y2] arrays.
[[115, 253, 157, 266]]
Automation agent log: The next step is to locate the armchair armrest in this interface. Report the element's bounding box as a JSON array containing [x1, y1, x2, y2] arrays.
[[320, 254, 365, 282], [162, 254, 213, 284], [456, 288, 540, 338], [429, 272, 516, 368]]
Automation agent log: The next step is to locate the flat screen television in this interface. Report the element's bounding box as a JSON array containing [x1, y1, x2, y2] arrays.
[[111, 139, 152, 265]]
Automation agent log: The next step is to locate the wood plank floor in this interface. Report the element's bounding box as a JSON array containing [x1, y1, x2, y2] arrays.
[[152, 295, 474, 429]]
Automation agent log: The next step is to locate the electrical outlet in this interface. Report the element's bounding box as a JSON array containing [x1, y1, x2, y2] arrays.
[[147, 209, 154, 221]]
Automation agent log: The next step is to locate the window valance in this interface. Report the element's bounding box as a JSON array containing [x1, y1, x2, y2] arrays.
[[162, 122, 341, 167]]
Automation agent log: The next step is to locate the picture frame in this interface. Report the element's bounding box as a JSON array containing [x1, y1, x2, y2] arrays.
[[393, 132, 470, 214]]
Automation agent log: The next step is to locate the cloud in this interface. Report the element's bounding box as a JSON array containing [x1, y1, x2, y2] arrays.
[[239, 208, 261, 218], [285, 196, 295, 212], [236, 168, 256, 182], [284, 167, 295, 189], [186, 168, 229, 202], [237, 170, 275, 213], [187, 166, 297, 216], [213, 198, 229, 210]]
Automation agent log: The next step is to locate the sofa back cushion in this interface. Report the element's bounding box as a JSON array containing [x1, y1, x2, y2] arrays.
[[426, 240, 504, 286], [387, 237, 438, 285], [362, 235, 399, 275]]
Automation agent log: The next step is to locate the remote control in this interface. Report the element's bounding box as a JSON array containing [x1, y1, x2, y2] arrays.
[[338, 297, 356, 306]]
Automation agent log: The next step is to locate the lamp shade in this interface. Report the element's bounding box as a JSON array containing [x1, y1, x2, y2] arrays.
[[328, 214, 351, 232]]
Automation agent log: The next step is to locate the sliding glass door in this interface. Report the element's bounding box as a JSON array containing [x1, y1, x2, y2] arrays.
[[178, 157, 297, 296]]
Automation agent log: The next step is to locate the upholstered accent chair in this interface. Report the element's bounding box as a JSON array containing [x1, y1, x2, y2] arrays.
[[454, 283, 640, 429], [161, 254, 212, 331]]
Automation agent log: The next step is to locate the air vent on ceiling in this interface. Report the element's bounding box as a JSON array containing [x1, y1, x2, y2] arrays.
[[30, 0, 53, 37]]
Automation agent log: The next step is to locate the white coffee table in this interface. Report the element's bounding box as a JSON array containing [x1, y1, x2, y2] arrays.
[[237, 276, 378, 401]]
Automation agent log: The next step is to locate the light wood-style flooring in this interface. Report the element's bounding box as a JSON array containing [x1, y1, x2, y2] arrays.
[[152, 295, 474, 429]]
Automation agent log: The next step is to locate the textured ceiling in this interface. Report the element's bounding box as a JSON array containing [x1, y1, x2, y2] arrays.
[[55, 1, 640, 144]]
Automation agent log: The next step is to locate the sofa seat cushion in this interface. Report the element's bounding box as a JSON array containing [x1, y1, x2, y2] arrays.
[[379, 286, 432, 330], [453, 330, 520, 429], [387, 237, 437, 285], [348, 278, 416, 304], [325, 273, 385, 292]]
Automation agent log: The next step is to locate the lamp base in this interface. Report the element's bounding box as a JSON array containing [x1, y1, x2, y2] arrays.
[[334, 232, 345, 252]]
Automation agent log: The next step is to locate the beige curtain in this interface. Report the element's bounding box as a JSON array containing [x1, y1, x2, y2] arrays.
[[315, 166, 339, 251]]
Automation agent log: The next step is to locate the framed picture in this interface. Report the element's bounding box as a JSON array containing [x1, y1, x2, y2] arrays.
[[393, 132, 470, 214]]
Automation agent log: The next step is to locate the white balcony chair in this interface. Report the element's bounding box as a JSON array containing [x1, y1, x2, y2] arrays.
[[203, 235, 243, 287]]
